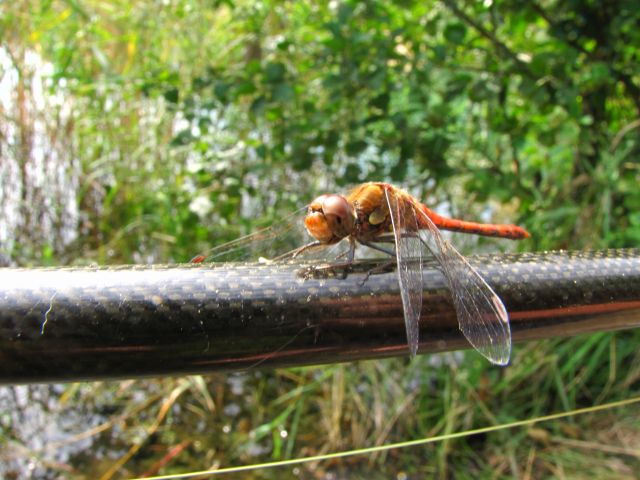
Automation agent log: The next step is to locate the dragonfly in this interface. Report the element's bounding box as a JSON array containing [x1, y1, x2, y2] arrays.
[[194, 182, 530, 365]]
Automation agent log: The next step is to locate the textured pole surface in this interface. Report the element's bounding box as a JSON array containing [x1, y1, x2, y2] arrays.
[[0, 249, 639, 384]]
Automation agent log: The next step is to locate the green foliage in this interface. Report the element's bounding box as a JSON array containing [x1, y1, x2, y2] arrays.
[[2, 0, 640, 477], [4, 0, 639, 260]]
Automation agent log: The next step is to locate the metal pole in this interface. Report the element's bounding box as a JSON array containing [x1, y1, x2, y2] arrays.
[[0, 249, 639, 384]]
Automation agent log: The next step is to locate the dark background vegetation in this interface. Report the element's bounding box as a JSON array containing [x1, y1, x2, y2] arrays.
[[1, 0, 639, 478]]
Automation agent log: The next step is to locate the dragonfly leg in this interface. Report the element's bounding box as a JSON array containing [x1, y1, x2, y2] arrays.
[[333, 249, 351, 260], [346, 236, 356, 262], [335, 237, 357, 279], [309, 237, 357, 279], [359, 258, 396, 286], [359, 240, 395, 257], [277, 241, 323, 261], [371, 233, 396, 244]]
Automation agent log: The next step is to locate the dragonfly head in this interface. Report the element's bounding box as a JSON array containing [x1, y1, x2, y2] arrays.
[[305, 194, 356, 244]]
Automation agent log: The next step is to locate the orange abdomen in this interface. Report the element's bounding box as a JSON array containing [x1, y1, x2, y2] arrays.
[[417, 204, 530, 240]]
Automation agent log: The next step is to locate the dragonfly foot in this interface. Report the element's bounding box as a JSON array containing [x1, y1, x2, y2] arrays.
[[359, 259, 396, 286]]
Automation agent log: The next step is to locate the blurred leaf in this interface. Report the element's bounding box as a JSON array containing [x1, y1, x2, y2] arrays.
[[265, 61, 286, 83], [346, 139, 368, 156], [214, 81, 231, 103], [163, 87, 179, 103], [271, 82, 295, 102], [443, 22, 466, 44]]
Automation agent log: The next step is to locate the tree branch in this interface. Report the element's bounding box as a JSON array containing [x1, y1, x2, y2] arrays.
[[531, 2, 640, 116], [442, 1, 540, 83]]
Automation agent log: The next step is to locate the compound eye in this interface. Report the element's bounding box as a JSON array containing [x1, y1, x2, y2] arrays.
[[308, 195, 328, 213], [321, 195, 348, 220], [321, 195, 354, 237]]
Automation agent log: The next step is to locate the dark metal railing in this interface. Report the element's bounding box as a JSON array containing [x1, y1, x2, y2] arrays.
[[1, 249, 639, 384]]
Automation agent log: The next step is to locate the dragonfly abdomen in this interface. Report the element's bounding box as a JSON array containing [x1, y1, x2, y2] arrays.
[[417, 204, 530, 240]]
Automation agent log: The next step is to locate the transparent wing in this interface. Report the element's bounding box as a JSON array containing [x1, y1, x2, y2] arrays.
[[413, 204, 511, 365], [384, 188, 423, 357], [195, 206, 337, 263]]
